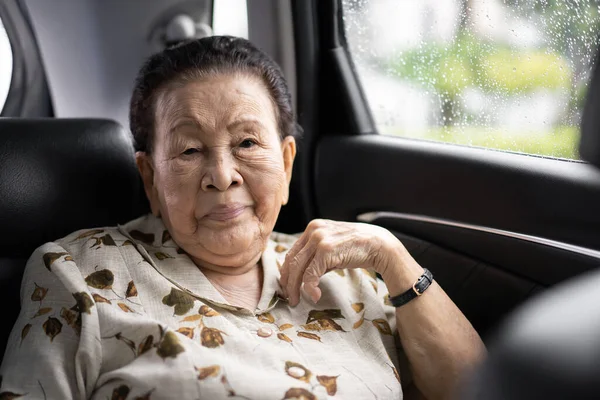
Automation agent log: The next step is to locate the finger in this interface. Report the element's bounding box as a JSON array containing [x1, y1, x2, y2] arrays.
[[287, 236, 321, 306], [303, 283, 322, 305], [280, 219, 325, 289], [302, 258, 327, 304], [280, 232, 310, 290]]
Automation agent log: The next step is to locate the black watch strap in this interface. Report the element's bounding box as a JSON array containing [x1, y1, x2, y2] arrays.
[[389, 269, 434, 308]]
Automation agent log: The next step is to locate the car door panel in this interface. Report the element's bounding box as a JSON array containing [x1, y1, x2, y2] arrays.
[[389, 230, 537, 338], [315, 135, 600, 251], [313, 134, 600, 337]]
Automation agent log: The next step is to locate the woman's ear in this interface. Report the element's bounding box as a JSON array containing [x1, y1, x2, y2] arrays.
[[135, 152, 161, 217], [281, 136, 297, 205]]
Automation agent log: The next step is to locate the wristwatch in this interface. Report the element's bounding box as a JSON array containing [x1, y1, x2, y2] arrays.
[[389, 268, 434, 308]]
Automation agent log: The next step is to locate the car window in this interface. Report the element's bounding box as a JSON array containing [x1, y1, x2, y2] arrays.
[[212, 0, 248, 38], [0, 17, 13, 112], [341, 0, 600, 159]]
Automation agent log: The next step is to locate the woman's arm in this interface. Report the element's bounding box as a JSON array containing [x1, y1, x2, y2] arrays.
[[280, 219, 486, 399], [380, 244, 487, 400]]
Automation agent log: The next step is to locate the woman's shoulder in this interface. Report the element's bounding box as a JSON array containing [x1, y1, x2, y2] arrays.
[[31, 214, 158, 278]]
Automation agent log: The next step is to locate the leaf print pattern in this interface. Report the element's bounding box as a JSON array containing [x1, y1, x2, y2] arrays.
[[351, 302, 364, 313], [372, 319, 393, 335], [72, 292, 94, 314], [362, 269, 378, 280], [268, 293, 279, 308], [220, 375, 236, 397], [370, 280, 378, 293], [316, 376, 338, 396], [129, 230, 155, 245], [282, 388, 316, 400], [156, 331, 185, 359], [306, 309, 345, 324], [162, 288, 195, 315], [277, 333, 293, 343], [134, 390, 155, 400], [42, 252, 69, 271], [333, 269, 346, 277], [198, 305, 219, 317], [31, 283, 48, 302], [180, 315, 203, 323], [200, 327, 225, 348], [275, 244, 287, 253], [196, 365, 221, 380], [297, 332, 321, 342], [257, 312, 275, 324], [89, 234, 117, 249], [115, 333, 137, 355], [111, 384, 130, 400], [176, 327, 194, 339], [20, 324, 31, 345], [384, 295, 392, 307], [138, 335, 154, 355], [85, 269, 114, 289], [155, 252, 173, 261], [32, 308, 52, 318], [73, 229, 104, 241], [126, 281, 138, 298], [92, 293, 111, 304], [353, 317, 365, 329], [285, 361, 312, 383], [278, 324, 293, 331], [391, 365, 400, 383], [121, 240, 134, 247], [118, 303, 135, 313], [301, 319, 346, 332], [60, 307, 80, 335], [42, 317, 62, 341]]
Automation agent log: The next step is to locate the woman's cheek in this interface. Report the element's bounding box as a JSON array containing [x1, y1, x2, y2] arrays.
[[159, 165, 201, 209]]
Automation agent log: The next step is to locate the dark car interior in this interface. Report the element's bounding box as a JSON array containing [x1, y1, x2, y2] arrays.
[[1, 0, 600, 396]]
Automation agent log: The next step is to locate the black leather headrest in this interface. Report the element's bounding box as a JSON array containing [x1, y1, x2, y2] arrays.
[[463, 269, 600, 399], [580, 51, 600, 168], [0, 119, 149, 258]]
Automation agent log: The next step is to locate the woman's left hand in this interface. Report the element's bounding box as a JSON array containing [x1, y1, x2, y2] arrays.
[[279, 219, 407, 306]]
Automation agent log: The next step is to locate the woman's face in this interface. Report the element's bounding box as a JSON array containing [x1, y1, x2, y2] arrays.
[[136, 74, 296, 272]]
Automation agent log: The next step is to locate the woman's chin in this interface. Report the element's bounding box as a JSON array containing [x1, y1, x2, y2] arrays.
[[193, 225, 259, 259]]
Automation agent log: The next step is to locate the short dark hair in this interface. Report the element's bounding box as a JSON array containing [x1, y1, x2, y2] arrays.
[[129, 36, 301, 153]]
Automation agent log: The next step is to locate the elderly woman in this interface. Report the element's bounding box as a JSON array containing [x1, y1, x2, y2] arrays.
[[0, 37, 484, 400]]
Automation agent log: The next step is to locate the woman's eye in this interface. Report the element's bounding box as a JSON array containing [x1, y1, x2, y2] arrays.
[[239, 139, 256, 149], [182, 148, 199, 156]]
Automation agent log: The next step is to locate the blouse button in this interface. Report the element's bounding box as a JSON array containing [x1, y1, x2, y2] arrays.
[[257, 327, 273, 338]]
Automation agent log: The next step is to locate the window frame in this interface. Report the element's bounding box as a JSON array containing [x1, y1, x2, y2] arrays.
[[0, 0, 52, 118]]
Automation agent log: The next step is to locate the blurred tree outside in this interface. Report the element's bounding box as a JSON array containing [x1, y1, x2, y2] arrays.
[[357, 0, 600, 159]]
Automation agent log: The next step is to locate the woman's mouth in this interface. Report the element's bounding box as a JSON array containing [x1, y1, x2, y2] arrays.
[[204, 204, 247, 222]]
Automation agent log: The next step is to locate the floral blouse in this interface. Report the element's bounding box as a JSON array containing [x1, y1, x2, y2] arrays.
[[0, 214, 406, 400]]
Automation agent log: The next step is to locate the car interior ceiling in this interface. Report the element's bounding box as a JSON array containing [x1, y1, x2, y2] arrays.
[[0, 0, 600, 394]]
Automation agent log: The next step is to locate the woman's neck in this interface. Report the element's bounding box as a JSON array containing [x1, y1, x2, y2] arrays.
[[203, 262, 263, 310]]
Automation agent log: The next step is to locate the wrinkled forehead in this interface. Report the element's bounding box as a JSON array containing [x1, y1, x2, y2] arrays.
[[153, 73, 278, 135]]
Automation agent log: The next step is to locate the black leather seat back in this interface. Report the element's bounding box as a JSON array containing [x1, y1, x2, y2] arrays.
[[0, 118, 148, 358]]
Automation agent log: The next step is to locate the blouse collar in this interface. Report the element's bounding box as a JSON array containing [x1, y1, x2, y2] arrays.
[[118, 214, 285, 315]]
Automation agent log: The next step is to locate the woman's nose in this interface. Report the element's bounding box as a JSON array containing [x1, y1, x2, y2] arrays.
[[201, 152, 243, 191]]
